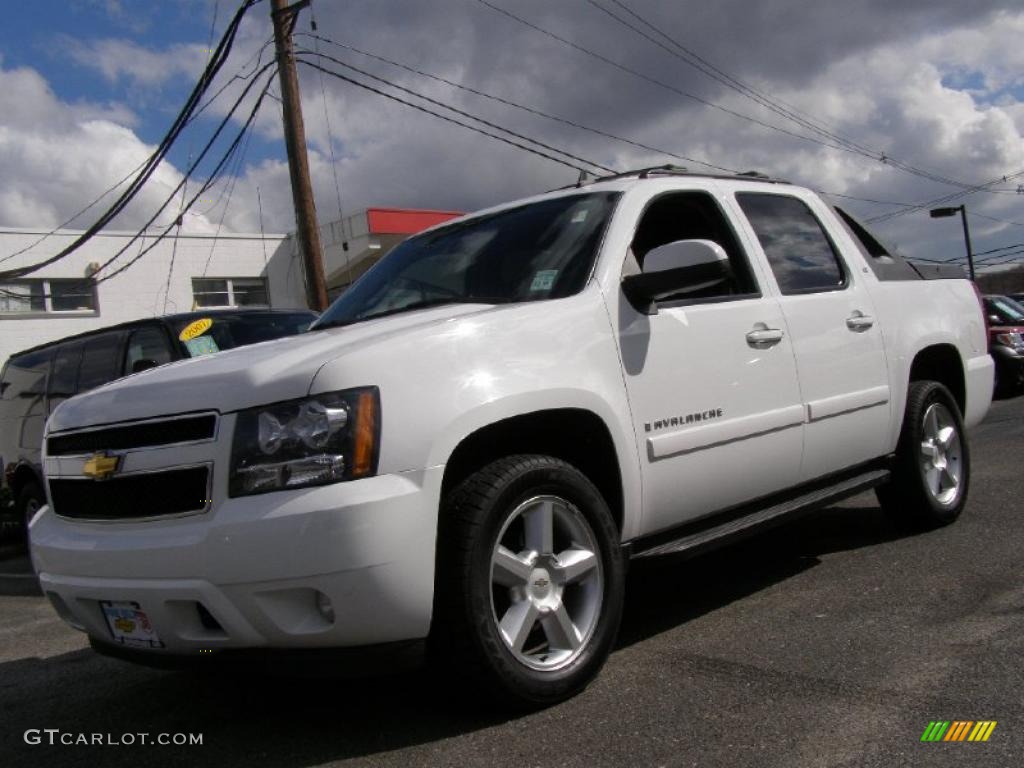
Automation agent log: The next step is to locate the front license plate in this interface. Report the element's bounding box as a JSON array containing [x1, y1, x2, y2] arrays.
[[100, 601, 164, 648]]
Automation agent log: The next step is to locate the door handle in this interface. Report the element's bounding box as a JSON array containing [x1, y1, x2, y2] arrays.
[[746, 328, 784, 348], [846, 313, 875, 332]]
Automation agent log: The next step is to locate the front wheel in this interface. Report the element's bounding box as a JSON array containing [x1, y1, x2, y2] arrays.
[[433, 455, 625, 707], [876, 381, 969, 529], [18, 482, 46, 538]]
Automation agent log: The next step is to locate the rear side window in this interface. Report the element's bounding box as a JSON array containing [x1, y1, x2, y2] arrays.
[[125, 326, 174, 374], [737, 193, 846, 294], [0, 349, 51, 405], [48, 342, 84, 409], [77, 332, 124, 392]]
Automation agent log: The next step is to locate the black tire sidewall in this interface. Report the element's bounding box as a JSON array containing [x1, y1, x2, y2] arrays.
[[452, 457, 624, 705], [18, 482, 45, 532], [899, 381, 970, 525]]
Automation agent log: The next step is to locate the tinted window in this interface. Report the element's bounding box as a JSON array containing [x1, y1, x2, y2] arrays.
[[1, 349, 51, 404], [0, 349, 51, 453], [631, 191, 758, 302], [125, 326, 174, 374], [48, 341, 84, 411], [77, 332, 123, 392], [315, 192, 620, 329], [985, 297, 1024, 325], [737, 193, 846, 294]]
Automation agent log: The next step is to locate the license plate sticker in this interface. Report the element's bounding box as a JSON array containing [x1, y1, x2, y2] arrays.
[[100, 600, 164, 648]]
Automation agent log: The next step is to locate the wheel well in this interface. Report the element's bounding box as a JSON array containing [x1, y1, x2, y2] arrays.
[[9, 464, 42, 498], [440, 409, 624, 533], [909, 344, 966, 414]]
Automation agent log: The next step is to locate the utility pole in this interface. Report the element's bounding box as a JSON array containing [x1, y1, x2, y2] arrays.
[[271, 0, 328, 311]]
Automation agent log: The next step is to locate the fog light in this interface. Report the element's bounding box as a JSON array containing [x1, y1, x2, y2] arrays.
[[315, 591, 335, 623]]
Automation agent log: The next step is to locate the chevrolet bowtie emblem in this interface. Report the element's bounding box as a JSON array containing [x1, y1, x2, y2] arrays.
[[82, 452, 121, 480]]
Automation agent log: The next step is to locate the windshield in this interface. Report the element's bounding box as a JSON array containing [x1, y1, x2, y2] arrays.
[[172, 311, 317, 357], [313, 192, 621, 329], [985, 296, 1024, 325]]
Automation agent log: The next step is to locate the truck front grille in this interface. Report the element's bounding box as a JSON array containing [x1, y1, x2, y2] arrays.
[[49, 466, 211, 520], [47, 414, 217, 456]]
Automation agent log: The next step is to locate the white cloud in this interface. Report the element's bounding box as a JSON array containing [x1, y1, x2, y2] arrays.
[[0, 62, 215, 233]]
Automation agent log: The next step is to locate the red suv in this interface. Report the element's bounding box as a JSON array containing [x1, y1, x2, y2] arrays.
[[983, 295, 1024, 396]]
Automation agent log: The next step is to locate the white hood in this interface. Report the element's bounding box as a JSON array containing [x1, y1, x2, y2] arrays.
[[48, 304, 493, 432]]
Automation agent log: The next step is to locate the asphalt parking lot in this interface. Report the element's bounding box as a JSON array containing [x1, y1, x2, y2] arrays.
[[2, 395, 1022, 768]]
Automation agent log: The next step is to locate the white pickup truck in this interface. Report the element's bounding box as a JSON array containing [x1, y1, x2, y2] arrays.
[[31, 167, 993, 706]]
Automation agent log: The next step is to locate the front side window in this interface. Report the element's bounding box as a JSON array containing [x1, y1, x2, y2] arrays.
[[737, 193, 846, 294], [985, 297, 1024, 325], [0, 279, 96, 314], [314, 192, 621, 329], [629, 191, 759, 303], [192, 278, 268, 308], [124, 327, 174, 374]]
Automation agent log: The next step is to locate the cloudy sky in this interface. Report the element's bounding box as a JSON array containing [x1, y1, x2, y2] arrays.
[[1, 0, 1023, 268]]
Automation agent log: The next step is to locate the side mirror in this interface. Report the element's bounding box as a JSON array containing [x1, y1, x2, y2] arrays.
[[622, 239, 731, 315], [131, 358, 159, 374]]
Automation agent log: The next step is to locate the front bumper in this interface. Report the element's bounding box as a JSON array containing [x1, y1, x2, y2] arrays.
[[30, 467, 442, 655]]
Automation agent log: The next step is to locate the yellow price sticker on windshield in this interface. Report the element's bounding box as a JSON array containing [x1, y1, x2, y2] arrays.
[[179, 317, 213, 341]]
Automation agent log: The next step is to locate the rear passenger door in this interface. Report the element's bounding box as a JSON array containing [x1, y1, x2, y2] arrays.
[[733, 191, 891, 481]]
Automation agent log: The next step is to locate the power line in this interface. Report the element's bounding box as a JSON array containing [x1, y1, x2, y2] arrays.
[[201, 113, 258, 277], [587, 0, 991, 192], [295, 48, 617, 174], [94, 70, 276, 286], [866, 168, 1024, 224], [295, 56, 614, 175], [296, 32, 737, 174], [0, 0, 261, 280], [470, 0, 862, 157]]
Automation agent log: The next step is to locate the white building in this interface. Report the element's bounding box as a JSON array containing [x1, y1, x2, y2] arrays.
[[0, 207, 463, 368], [0, 226, 308, 367]]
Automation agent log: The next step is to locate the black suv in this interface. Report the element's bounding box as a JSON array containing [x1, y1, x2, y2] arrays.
[[0, 308, 317, 530]]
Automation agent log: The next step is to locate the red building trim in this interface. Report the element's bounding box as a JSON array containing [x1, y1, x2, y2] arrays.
[[366, 208, 463, 235]]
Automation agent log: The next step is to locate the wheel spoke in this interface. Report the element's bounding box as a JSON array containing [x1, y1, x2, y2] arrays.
[[925, 465, 941, 496], [554, 548, 598, 584], [524, 499, 555, 554], [499, 600, 539, 652], [492, 546, 532, 588], [541, 603, 582, 651], [920, 441, 937, 460], [924, 407, 939, 440], [937, 426, 956, 450], [941, 465, 959, 489]]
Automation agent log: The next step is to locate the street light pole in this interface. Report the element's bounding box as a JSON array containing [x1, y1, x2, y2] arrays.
[[929, 205, 976, 282]]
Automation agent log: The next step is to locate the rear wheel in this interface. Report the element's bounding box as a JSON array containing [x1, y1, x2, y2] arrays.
[[434, 455, 624, 707], [876, 381, 969, 529]]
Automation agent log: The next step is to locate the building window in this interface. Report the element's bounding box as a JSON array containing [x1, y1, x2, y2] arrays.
[[0, 279, 97, 314], [192, 277, 268, 308]]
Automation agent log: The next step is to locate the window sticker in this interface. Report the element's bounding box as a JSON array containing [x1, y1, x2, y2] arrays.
[[530, 270, 559, 292], [179, 317, 213, 342], [184, 335, 220, 357], [571, 209, 589, 224]]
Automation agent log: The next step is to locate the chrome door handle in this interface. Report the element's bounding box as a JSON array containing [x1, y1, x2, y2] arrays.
[[846, 313, 875, 332], [746, 328, 784, 348]]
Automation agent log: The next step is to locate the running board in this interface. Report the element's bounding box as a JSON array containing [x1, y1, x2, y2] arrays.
[[631, 468, 891, 561]]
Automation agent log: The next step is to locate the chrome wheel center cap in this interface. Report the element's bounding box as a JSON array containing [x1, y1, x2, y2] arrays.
[[529, 567, 554, 600]]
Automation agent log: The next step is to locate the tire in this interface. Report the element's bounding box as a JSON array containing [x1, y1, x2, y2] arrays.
[[433, 455, 625, 708], [876, 381, 969, 529], [17, 481, 46, 537]]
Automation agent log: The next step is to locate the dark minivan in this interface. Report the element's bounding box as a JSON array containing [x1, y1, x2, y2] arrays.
[[1, 308, 317, 529]]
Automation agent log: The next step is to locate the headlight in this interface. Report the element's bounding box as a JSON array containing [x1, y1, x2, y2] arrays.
[[229, 387, 380, 497], [995, 332, 1023, 348]]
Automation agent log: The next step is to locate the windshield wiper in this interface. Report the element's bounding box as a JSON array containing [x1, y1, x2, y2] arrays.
[[313, 297, 511, 330]]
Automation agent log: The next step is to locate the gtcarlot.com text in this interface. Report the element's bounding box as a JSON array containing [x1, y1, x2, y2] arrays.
[[24, 729, 203, 746]]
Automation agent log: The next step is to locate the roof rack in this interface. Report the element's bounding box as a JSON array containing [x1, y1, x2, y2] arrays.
[[573, 164, 789, 187]]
